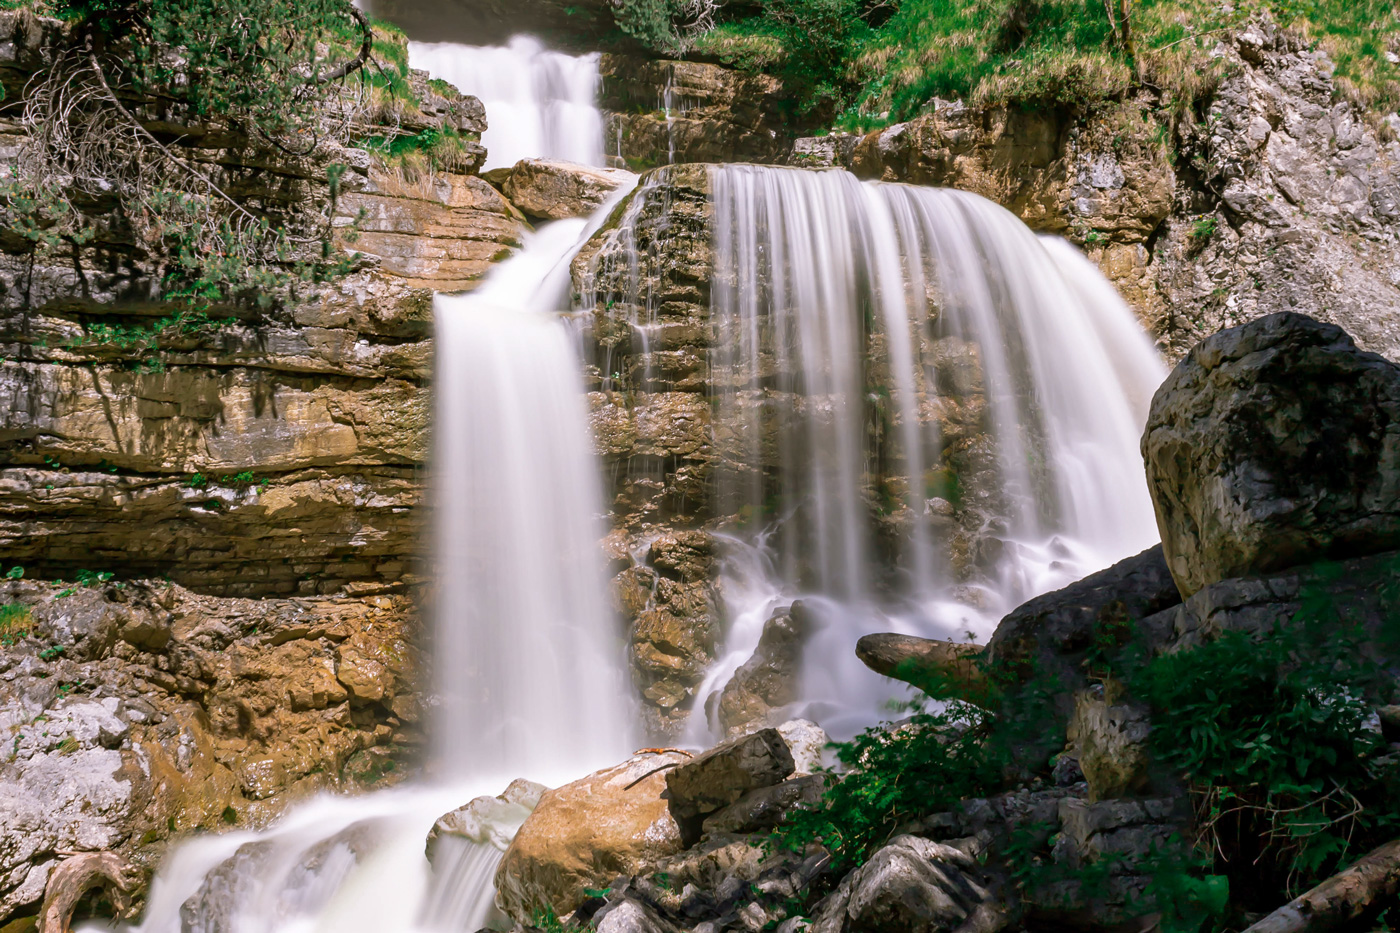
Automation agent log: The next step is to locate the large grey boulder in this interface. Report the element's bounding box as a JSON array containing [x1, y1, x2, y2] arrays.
[[811, 835, 1006, 933], [1142, 312, 1400, 599]]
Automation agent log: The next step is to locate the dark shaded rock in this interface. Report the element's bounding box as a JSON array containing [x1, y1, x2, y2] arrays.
[[1143, 312, 1400, 599], [986, 545, 1179, 688], [854, 633, 983, 698], [1067, 690, 1152, 802], [700, 773, 828, 837], [715, 603, 810, 736], [1150, 547, 1400, 653], [665, 729, 794, 846]]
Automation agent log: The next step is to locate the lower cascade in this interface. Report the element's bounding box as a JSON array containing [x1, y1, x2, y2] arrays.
[[91, 185, 641, 933]]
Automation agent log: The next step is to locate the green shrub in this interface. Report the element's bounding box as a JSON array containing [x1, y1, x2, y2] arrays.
[[1133, 584, 1399, 903], [773, 698, 1007, 873]]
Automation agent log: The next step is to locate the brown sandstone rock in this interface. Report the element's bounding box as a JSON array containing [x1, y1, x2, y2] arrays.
[[494, 752, 688, 922], [501, 159, 634, 221], [0, 580, 421, 921], [715, 603, 809, 736], [854, 633, 983, 699]]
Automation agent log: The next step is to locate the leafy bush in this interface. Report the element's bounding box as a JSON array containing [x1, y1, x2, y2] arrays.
[[52, 0, 367, 140], [775, 699, 1005, 873], [1133, 579, 1400, 904]]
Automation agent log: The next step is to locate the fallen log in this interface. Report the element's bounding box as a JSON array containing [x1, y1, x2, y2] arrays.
[[1242, 838, 1400, 933], [37, 851, 138, 933]]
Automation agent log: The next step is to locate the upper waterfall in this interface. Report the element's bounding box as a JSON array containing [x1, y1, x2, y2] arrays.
[[409, 36, 605, 170]]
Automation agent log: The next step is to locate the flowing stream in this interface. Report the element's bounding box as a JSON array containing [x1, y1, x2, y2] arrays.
[[99, 33, 1172, 933], [92, 40, 630, 933]]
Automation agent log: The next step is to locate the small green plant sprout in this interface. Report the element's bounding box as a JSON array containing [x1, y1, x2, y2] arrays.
[[56, 735, 80, 755], [5, 566, 23, 580], [1083, 229, 1107, 245], [74, 569, 114, 587], [39, 645, 64, 661], [186, 473, 209, 489], [1190, 216, 1218, 242], [0, 604, 33, 647]]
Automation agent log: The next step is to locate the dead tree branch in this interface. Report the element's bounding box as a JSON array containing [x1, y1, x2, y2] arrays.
[[1241, 837, 1400, 933]]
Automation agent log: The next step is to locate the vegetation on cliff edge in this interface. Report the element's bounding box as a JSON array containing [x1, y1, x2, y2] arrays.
[[618, 0, 1399, 128]]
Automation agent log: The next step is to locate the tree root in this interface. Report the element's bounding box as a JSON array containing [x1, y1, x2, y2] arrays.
[[37, 851, 139, 933], [1242, 838, 1400, 933]]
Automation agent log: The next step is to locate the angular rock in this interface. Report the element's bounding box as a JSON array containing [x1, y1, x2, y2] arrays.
[[854, 633, 984, 699], [665, 729, 794, 845], [700, 773, 828, 837], [501, 159, 634, 221], [715, 603, 809, 736], [776, 719, 828, 774], [983, 545, 1181, 775], [813, 835, 1006, 933], [1068, 690, 1152, 802], [595, 897, 679, 933], [1143, 313, 1400, 599], [495, 752, 687, 922]]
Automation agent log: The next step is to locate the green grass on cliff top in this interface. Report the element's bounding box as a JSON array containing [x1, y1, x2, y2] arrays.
[[694, 0, 1400, 129]]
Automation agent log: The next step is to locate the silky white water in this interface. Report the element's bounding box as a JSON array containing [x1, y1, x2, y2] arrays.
[[685, 164, 1167, 741], [408, 36, 604, 170]]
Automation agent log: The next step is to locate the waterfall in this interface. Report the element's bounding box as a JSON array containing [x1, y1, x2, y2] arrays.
[[408, 36, 604, 170], [688, 165, 1167, 739], [94, 49, 635, 933]]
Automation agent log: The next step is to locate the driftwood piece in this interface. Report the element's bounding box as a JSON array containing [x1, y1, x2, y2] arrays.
[[1242, 838, 1400, 933], [37, 852, 138, 933]]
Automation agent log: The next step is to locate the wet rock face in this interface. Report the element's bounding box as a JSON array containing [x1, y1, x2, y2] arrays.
[[712, 604, 809, 737], [1143, 312, 1400, 599], [0, 580, 420, 921], [601, 57, 793, 170]]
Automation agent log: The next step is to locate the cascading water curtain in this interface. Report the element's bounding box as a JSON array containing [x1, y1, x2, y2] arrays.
[[701, 164, 1167, 736]]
